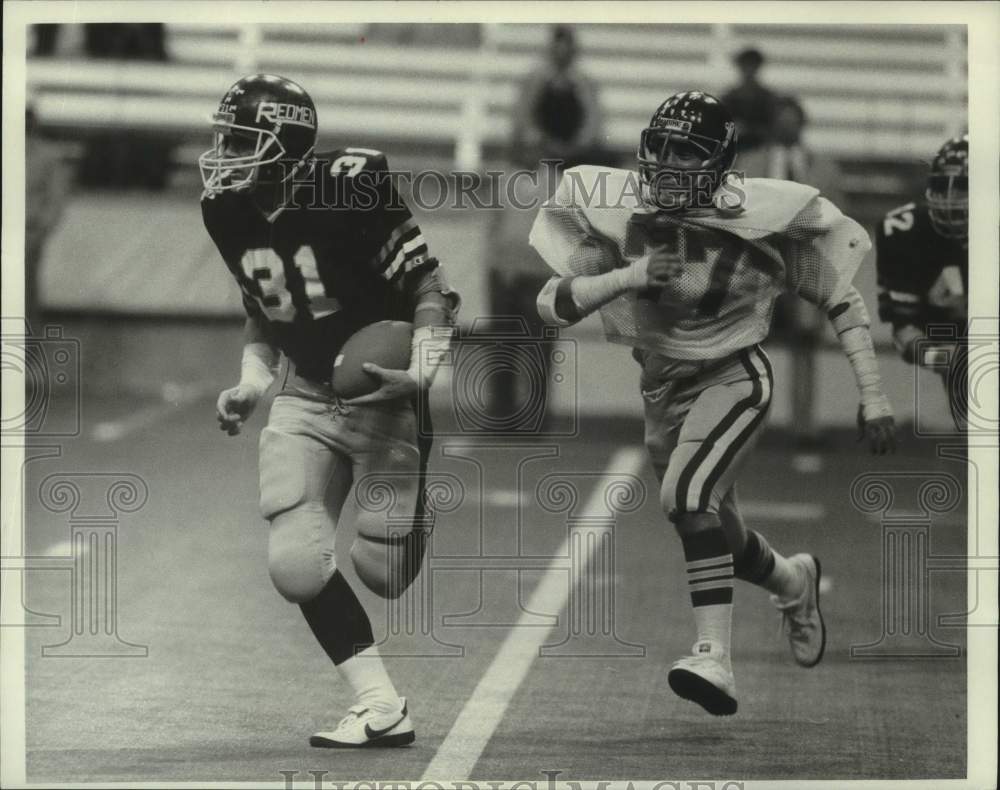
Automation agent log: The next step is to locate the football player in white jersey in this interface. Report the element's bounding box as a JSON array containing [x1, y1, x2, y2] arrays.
[[531, 91, 895, 716]]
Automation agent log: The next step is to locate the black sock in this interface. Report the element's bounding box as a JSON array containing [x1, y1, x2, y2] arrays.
[[733, 529, 776, 585], [299, 571, 375, 665]]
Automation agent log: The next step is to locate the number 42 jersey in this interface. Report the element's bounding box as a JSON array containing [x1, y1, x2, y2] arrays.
[[529, 166, 872, 360], [202, 148, 439, 382]]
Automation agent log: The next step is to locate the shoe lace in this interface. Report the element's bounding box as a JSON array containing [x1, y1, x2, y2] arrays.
[[337, 704, 369, 729], [772, 593, 811, 637]]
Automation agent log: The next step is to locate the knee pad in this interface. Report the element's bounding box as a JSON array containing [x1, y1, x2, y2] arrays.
[[267, 505, 335, 603], [258, 427, 341, 521], [351, 494, 435, 599]]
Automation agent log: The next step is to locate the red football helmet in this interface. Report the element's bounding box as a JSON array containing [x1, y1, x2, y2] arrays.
[[199, 73, 317, 195], [925, 134, 968, 241]]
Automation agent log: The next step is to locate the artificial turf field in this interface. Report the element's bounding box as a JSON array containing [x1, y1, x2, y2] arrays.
[[17, 389, 969, 783]]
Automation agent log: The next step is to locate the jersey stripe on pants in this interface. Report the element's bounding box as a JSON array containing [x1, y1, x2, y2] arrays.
[[675, 346, 773, 514]]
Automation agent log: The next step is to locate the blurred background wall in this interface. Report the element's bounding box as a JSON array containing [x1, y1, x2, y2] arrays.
[[22, 22, 967, 430]]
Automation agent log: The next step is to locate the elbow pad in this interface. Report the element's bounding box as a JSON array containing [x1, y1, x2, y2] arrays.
[[537, 277, 582, 326]]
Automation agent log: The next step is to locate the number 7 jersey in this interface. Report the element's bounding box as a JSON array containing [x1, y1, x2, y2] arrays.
[[530, 166, 872, 360]]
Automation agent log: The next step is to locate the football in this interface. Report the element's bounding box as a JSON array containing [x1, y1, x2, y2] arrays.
[[332, 320, 414, 399]]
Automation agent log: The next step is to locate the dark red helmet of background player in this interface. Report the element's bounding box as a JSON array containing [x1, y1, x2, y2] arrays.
[[637, 91, 738, 212], [199, 73, 317, 195], [925, 134, 968, 241]]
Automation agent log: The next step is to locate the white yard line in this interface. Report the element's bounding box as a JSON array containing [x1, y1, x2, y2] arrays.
[[90, 383, 206, 442], [421, 447, 646, 781], [739, 501, 826, 521]]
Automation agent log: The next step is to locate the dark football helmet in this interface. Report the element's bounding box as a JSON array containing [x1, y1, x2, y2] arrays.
[[926, 134, 968, 241], [199, 73, 317, 195], [637, 91, 738, 212]]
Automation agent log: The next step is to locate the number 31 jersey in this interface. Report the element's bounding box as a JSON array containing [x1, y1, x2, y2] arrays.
[[201, 148, 435, 382], [530, 166, 871, 360]]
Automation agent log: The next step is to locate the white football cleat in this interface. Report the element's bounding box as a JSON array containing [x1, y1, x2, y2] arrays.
[[771, 554, 826, 668], [667, 640, 738, 716], [309, 698, 415, 748]]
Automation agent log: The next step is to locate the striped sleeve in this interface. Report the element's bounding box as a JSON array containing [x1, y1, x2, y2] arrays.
[[372, 215, 431, 282]]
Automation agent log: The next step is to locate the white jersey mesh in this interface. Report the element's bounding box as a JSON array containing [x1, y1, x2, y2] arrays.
[[529, 167, 871, 360]]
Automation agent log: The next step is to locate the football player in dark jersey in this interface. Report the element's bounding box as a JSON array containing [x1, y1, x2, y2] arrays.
[[200, 74, 459, 748], [875, 134, 968, 429]]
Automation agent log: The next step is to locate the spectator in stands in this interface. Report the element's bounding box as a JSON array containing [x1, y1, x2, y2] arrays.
[[78, 24, 174, 188], [25, 103, 71, 332], [84, 24, 168, 60], [485, 24, 610, 431], [739, 95, 844, 204], [739, 95, 846, 448], [509, 25, 608, 170], [32, 24, 62, 57], [722, 47, 777, 153]]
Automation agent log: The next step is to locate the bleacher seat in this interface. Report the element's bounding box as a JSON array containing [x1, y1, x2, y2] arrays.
[[28, 22, 966, 168]]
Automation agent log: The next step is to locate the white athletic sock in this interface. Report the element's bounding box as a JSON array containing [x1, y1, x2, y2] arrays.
[[766, 553, 805, 600], [692, 604, 733, 657], [682, 526, 734, 658], [336, 645, 402, 714]]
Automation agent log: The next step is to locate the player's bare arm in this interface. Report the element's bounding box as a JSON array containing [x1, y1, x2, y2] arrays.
[[216, 313, 278, 436]]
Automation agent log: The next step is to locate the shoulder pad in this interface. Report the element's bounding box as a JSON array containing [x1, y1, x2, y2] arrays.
[[689, 178, 819, 239], [555, 165, 643, 210]]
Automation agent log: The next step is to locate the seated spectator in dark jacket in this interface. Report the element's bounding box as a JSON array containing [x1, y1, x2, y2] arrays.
[[722, 47, 777, 153], [509, 25, 608, 171]]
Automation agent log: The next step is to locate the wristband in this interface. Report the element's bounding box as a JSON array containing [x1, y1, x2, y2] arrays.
[[921, 345, 951, 368], [240, 342, 277, 392], [407, 325, 453, 389]]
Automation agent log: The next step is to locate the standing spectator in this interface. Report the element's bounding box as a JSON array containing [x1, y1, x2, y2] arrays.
[[484, 25, 610, 432], [509, 25, 607, 170], [739, 96, 844, 204], [25, 103, 71, 332], [739, 96, 846, 447], [722, 47, 777, 153]]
